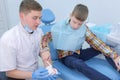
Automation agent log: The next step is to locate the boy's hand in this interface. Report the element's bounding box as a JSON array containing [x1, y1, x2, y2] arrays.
[[114, 56, 120, 71]]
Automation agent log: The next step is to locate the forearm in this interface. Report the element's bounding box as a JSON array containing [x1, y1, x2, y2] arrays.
[[40, 51, 52, 67], [42, 58, 52, 67], [40, 32, 52, 67], [86, 27, 118, 59], [41, 32, 52, 49], [6, 69, 32, 79]]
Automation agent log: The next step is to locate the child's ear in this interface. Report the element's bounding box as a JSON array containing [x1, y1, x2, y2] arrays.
[[70, 13, 72, 17], [69, 13, 73, 19]]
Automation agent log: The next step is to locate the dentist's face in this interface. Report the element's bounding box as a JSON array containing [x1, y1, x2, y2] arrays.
[[20, 10, 42, 30], [69, 16, 84, 30]]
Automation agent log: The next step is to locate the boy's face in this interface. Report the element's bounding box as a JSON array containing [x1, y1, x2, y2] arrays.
[[20, 10, 42, 30], [69, 16, 84, 30]]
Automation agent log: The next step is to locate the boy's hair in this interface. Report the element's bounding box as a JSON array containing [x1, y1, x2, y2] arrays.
[[72, 4, 88, 21], [19, 0, 42, 14]]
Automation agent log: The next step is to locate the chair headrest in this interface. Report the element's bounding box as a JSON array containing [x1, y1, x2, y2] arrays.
[[41, 9, 55, 24]]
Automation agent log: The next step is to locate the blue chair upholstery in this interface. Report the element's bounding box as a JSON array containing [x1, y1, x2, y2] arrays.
[[53, 58, 120, 80], [40, 9, 120, 80], [41, 9, 55, 25], [89, 24, 111, 43]]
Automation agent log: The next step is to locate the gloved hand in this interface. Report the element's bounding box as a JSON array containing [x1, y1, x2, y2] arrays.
[[32, 67, 49, 80], [48, 72, 61, 80]]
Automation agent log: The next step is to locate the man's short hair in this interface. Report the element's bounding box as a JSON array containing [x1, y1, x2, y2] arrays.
[[19, 0, 42, 14]]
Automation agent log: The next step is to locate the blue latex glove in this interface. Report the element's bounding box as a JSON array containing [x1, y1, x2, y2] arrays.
[[48, 75, 58, 80], [48, 72, 61, 80], [32, 67, 49, 80]]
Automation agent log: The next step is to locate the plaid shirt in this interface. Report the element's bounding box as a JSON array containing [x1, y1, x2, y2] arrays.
[[41, 27, 118, 59], [85, 27, 118, 59]]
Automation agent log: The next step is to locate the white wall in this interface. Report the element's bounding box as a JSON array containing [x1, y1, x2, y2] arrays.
[[39, 0, 120, 25], [0, 0, 9, 37], [5, 0, 21, 28], [6, 0, 120, 28]]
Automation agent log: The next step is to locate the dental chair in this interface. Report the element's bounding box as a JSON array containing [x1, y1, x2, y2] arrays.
[[40, 9, 120, 80]]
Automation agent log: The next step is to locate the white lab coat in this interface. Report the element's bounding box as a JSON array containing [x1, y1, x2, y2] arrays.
[[0, 23, 43, 80]]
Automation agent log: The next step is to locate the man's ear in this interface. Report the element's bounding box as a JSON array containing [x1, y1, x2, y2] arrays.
[[19, 12, 24, 19]]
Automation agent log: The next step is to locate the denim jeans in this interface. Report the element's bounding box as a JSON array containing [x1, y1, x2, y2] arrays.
[[0, 72, 7, 80], [60, 47, 115, 80]]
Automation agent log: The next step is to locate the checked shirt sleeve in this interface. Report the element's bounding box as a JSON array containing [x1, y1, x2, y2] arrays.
[[85, 27, 118, 59], [40, 32, 52, 49], [40, 32, 53, 67]]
